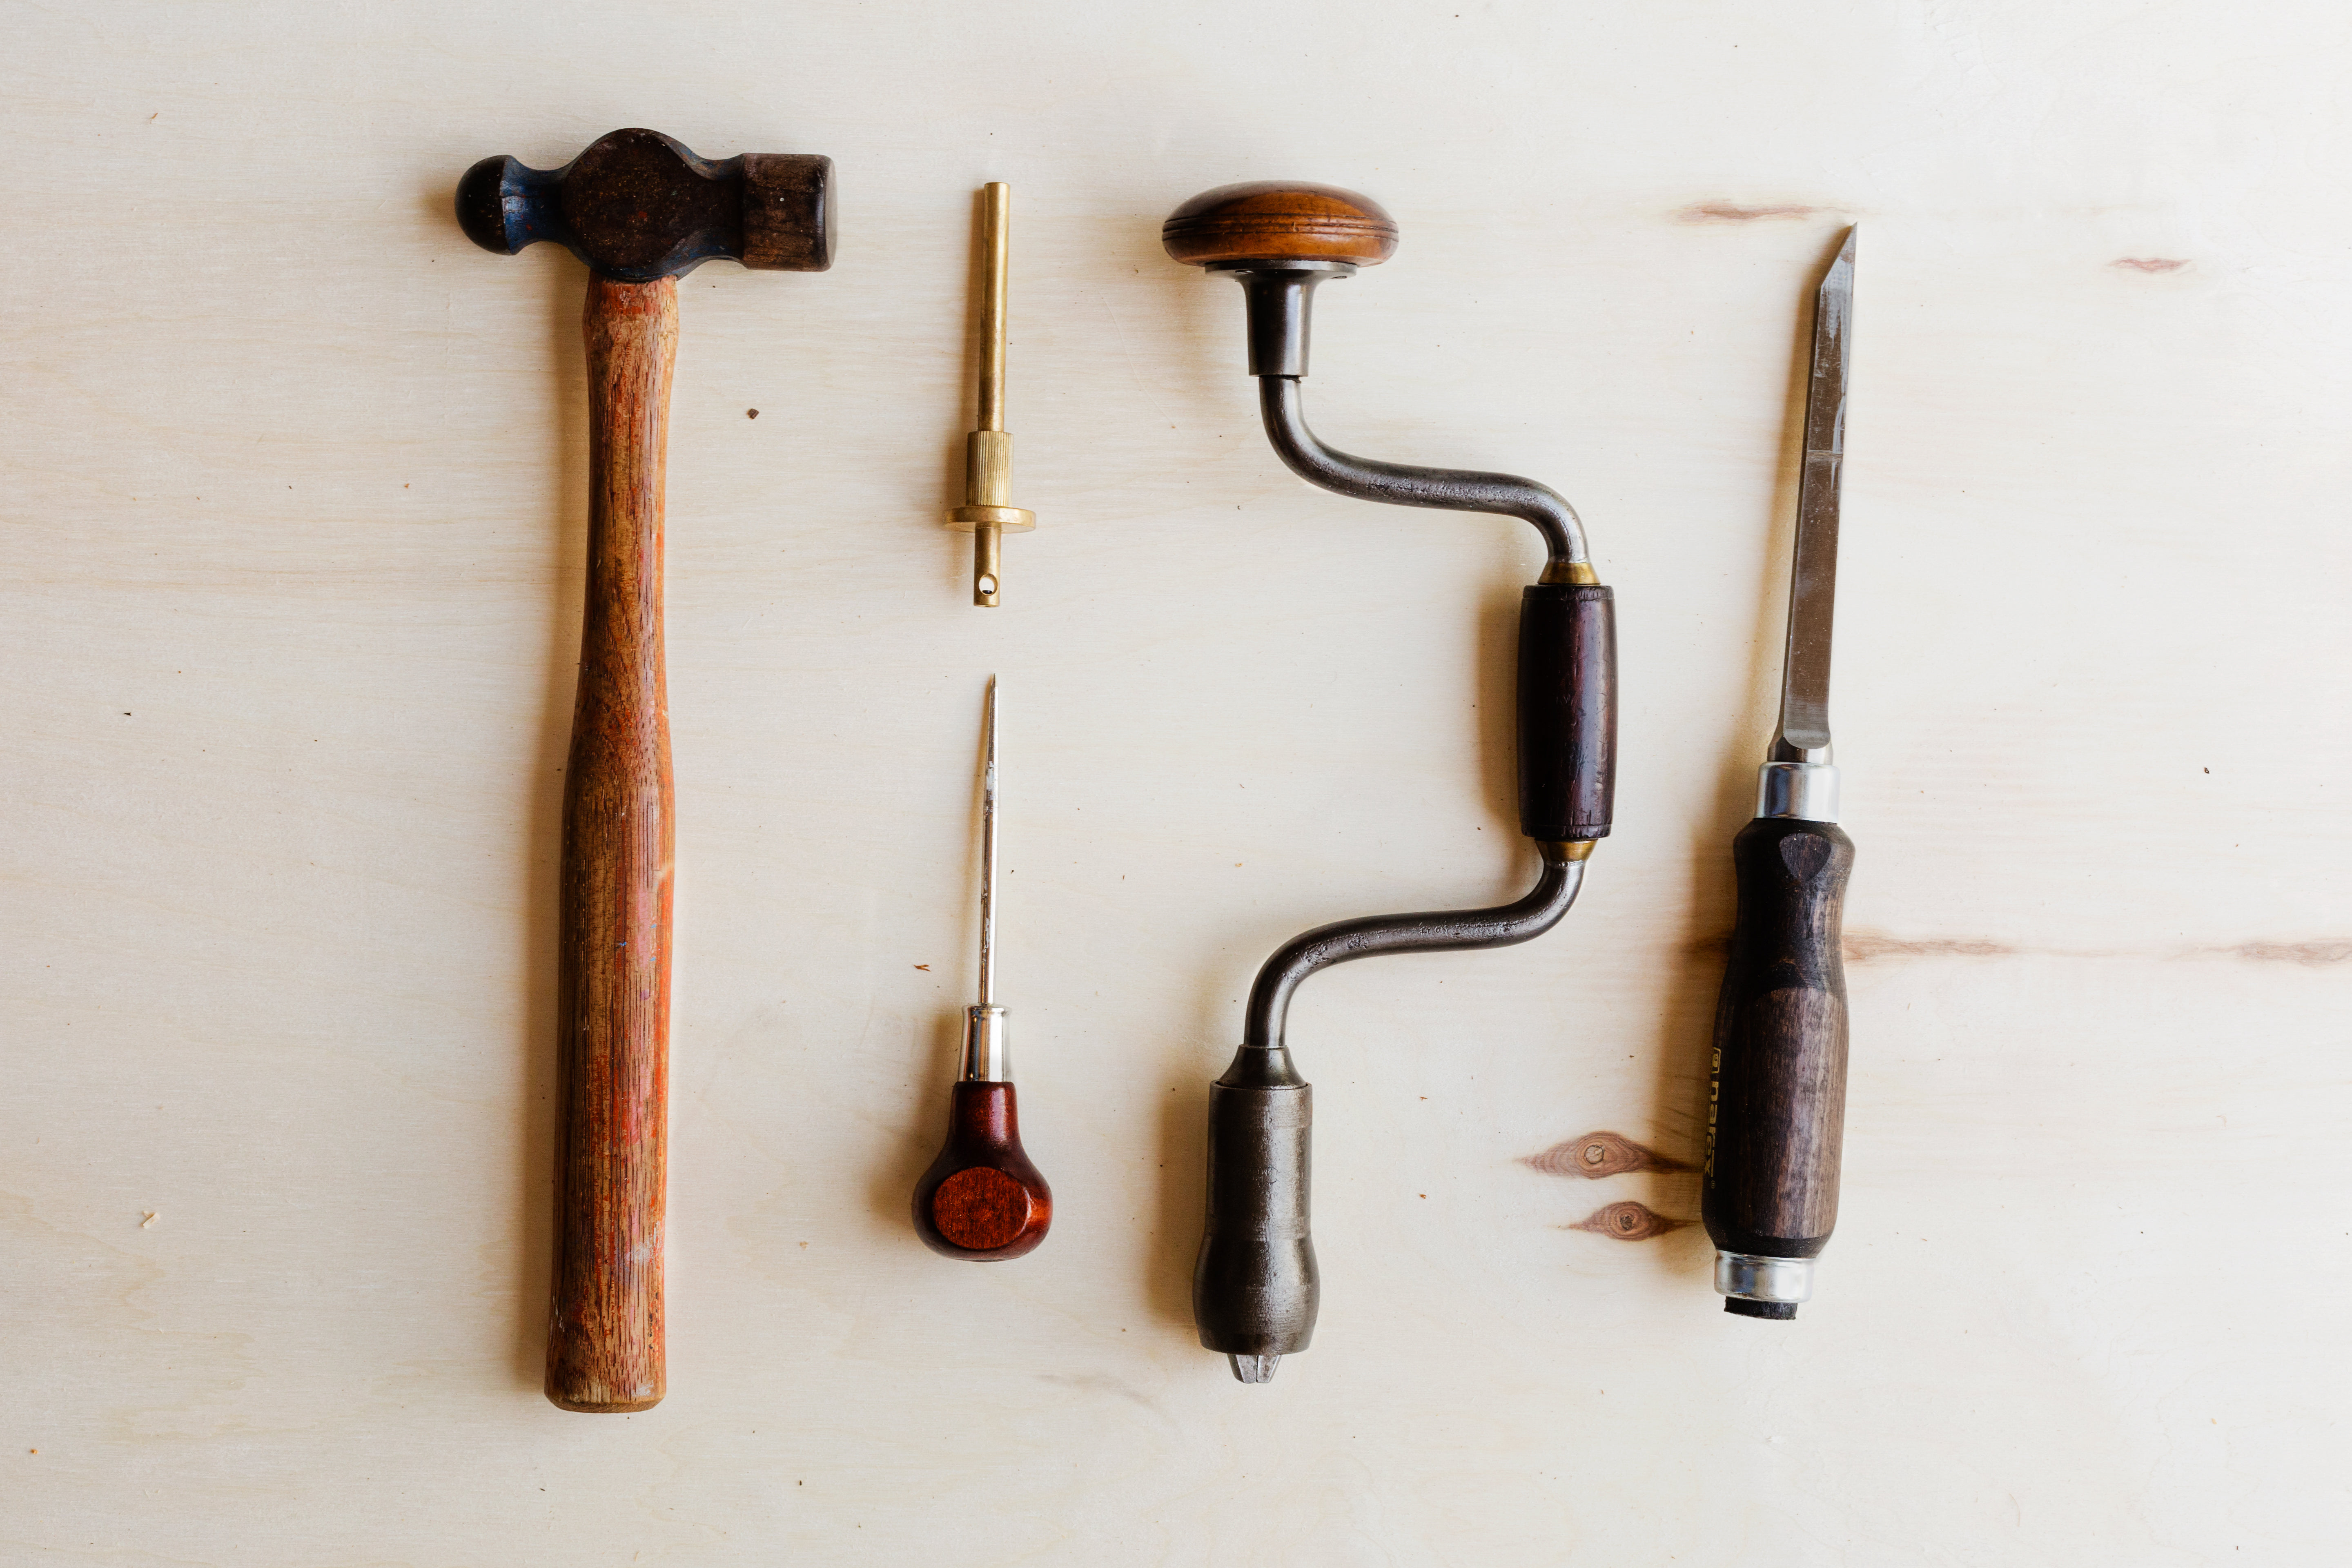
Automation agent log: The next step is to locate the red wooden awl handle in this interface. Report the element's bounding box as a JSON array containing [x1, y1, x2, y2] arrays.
[[545, 276, 676, 1412]]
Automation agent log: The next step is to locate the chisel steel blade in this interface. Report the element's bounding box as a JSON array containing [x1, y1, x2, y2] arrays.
[[1774, 228, 1854, 762]]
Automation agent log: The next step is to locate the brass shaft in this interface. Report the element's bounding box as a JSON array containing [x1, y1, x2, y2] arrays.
[[945, 181, 1033, 608], [978, 183, 1009, 434], [974, 521, 1002, 606], [973, 183, 1009, 604]]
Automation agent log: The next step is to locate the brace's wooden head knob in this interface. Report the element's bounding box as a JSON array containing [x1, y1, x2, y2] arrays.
[[1162, 182, 1398, 268]]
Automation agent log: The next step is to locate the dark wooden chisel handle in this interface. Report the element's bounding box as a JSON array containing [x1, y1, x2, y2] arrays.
[[1702, 817, 1853, 1268], [546, 275, 677, 1412]]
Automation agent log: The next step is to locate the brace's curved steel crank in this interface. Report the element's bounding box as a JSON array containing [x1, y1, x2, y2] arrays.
[[1165, 185, 1619, 1381]]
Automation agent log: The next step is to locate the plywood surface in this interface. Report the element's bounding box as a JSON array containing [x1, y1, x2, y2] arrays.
[[3, 1, 2346, 1562]]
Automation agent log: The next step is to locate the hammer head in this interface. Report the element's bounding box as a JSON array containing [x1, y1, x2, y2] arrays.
[[457, 128, 834, 283]]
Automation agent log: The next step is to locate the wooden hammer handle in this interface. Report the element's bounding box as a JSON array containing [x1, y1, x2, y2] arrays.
[[546, 276, 677, 1412]]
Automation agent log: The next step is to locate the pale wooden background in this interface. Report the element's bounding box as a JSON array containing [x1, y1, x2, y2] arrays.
[[4, 2, 2346, 1563]]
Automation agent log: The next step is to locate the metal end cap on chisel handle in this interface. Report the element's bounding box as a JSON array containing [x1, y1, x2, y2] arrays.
[[1716, 1251, 1815, 1320], [1757, 762, 1840, 822]]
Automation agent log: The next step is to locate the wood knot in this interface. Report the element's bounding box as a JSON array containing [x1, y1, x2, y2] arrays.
[[1523, 1131, 1689, 1179], [1569, 1201, 1688, 1242]]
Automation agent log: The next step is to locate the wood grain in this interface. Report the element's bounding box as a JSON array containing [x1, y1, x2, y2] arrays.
[[544, 275, 678, 1413], [911, 1083, 1052, 1260], [1523, 1130, 1690, 1179], [1160, 181, 1399, 267], [9, 6, 2342, 1556], [1570, 1201, 1689, 1241], [1702, 818, 1853, 1259]]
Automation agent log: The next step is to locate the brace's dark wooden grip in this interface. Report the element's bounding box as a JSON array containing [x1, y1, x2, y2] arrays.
[[1517, 582, 1617, 841], [912, 1084, 1053, 1260], [1702, 817, 1854, 1261], [546, 275, 677, 1413]]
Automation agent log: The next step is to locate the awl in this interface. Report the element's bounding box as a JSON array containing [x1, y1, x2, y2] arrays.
[[911, 677, 1053, 1258], [1703, 229, 1856, 1320]]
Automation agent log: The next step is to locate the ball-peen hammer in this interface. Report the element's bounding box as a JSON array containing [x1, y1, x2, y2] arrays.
[[454, 128, 834, 1411]]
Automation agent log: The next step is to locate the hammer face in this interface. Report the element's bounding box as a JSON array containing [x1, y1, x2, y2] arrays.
[[742, 153, 835, 273], [455, 128, 835, 282]]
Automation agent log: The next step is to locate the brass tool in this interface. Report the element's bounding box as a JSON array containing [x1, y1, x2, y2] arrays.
[[944, 183, 1036, 606]]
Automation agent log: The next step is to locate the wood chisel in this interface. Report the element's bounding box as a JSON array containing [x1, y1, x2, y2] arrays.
[[1704, 228, 1856, 1320]]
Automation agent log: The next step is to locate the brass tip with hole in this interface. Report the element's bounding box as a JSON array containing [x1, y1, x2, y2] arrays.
[[944, 184, 1036, 608]]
